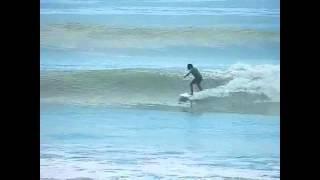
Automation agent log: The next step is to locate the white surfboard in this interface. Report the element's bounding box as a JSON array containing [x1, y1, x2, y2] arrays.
[[179, 90, 208, 102], [179, 93, 192, 102], [179, 92, 202, 102]]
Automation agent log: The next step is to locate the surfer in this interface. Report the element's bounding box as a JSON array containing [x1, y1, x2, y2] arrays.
[[184, 64, 203, 95]]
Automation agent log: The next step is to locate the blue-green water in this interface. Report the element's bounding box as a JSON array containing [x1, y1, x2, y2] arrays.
[[41, 104, 279, 179], [40, 0, 280, 179], [40, 0, 279, 71]]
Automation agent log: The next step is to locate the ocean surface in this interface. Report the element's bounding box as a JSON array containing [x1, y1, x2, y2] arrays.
[[40, 0, 280, 179], [41, 104, 279, 180]]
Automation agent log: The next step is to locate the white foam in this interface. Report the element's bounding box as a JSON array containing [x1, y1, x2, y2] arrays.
[[193, 64, 280, 102], [41, 153, 278, 180]]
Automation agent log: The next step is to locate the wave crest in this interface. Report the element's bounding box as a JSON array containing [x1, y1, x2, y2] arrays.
[[41, 64, 279, 115]]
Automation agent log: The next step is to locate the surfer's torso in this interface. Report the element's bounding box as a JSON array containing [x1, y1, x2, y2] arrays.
[[190, 67, 202, 80]]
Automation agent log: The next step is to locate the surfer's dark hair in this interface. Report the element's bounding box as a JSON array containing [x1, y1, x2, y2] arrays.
[[187, 64, 193, 70]]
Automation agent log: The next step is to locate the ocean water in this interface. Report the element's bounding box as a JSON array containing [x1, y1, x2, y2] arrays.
[[41, 104, 279, 180], [40, 0, 280, 179]]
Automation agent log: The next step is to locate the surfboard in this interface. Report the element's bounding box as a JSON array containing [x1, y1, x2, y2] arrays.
[[179, 92, 193, 102], [179, 90, 207, 102]]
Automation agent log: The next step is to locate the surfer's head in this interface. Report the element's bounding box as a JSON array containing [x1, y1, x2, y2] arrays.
[[187, 64, 193, 70]]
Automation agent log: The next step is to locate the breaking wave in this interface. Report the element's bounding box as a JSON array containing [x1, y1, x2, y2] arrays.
[[41, 64, 279, 115]]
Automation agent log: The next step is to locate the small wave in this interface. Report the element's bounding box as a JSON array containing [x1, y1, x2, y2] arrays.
[[41, 64, 279, 115], [41, 23, 279, 51], [40, 6, 279, 17], [41, 0, 101, 5]]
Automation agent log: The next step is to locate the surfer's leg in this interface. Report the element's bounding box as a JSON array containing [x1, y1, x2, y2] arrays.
[[190, 83, 194, 95], [196, 78, 203, 91], [197, 83, 203, 91], [190, 79, 196, 95]]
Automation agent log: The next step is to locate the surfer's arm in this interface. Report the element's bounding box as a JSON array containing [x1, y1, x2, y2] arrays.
[[184, 72, 191, 78]]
